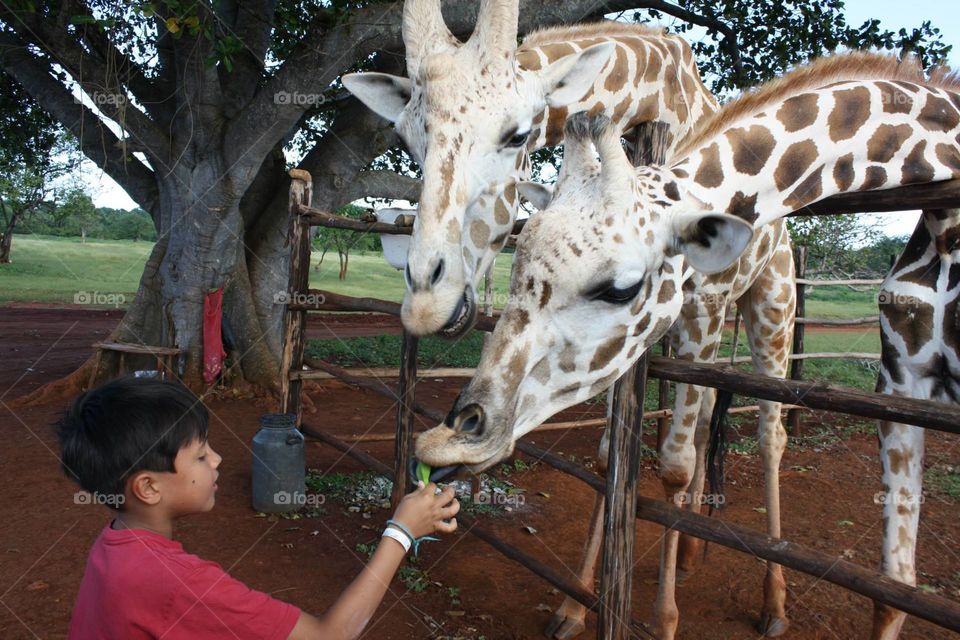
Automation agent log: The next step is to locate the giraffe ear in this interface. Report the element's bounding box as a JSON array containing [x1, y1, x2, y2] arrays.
[[342, 72, 412, 123], [671, 212, 754, 274], [517, 181, 553, 210], [540, 43, 616, 108]]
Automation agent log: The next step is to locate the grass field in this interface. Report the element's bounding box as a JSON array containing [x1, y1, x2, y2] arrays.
[[1, 235, 882, 390]]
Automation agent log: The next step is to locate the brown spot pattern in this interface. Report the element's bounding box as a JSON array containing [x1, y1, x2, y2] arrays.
[[727, 191, 759, 222], [877, 81, 914, 115], [603, 46, 629, 92], [867, 124, 913, 162], [862, 166, 888, 190], [828, 86, 871, 142], [774, 140, 817, 190], [776, 93, 819, 132], [901, 141, 935, 184], [727, 125, 776, 176], [833, 152, 855, 191], [935, 143, 960, 176], [918, 94, 960, 132], [589, 330, 627, 372], [693, 143, 723, 188], [783, 165, 824, 210]]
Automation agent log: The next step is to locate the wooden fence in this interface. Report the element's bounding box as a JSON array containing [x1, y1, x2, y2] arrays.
[[279, 162, 960, 638]]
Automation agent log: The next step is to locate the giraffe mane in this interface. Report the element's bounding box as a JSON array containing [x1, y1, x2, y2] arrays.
[[520, 20, 664, 49], [675, 52, 960, 160]]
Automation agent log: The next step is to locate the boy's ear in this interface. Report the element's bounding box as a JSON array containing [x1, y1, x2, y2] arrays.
[[128, 472, 162, 506]]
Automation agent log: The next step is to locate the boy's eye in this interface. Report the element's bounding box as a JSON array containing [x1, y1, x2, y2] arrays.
[[198, 455, 206, 461]]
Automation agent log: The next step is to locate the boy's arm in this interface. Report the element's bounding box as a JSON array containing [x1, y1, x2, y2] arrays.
[[287, 483, 459, 640], [286, 537, 406, 640]]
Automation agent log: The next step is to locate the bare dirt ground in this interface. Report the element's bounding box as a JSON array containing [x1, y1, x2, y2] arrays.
[[1, 305, 957, 639]]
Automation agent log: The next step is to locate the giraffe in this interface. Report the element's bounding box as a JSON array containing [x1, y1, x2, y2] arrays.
[[413, 53, 960, 639], [345, 4, 799, 637], [872, 205, 959, 639], [342, 0, 718, 338]]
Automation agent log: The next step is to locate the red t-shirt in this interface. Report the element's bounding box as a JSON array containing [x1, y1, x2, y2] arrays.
[[68, 523, 300, 639]]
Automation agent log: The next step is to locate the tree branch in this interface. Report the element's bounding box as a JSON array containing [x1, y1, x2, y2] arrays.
[[218, 0, 276, 118], [0, 33, 159, 215], [66, 0, 174, 119], [0, 4, 172, 157], [345, 170, 422, 203], [226, 0, 745, 183]]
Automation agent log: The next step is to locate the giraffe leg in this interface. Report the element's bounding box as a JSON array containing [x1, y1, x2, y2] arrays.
[[871, 420, 925, 640], [654, 381, 705, 640], [654, 301, 725, 638], [677, 385, 716, 580], [545, 423, 611, 640], [739, 235, 795, 638]]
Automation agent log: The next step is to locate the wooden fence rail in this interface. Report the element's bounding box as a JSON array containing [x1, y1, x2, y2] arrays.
[[282, 168, 960, 639]]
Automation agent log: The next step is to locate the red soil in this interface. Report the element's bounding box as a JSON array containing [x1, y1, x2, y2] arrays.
[[0, 305, 955, 639]]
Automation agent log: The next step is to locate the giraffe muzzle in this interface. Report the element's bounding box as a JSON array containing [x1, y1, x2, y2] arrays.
[[437, 287, 477, 338]]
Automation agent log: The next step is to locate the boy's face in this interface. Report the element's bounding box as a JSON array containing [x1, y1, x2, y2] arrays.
[[166, 438, 222, 514]]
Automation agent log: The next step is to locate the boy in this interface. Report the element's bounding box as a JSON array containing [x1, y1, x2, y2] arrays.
[[57, 376, 459, 639]]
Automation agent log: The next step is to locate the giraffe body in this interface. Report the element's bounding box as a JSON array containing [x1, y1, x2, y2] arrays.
[[345, 3, 801, 637], [415, 53, 960, 639], [872, 208, 959, 639]]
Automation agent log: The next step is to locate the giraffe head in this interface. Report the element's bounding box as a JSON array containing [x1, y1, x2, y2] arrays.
[[342, 0, 614, 336], [415, 113, 753, 472]]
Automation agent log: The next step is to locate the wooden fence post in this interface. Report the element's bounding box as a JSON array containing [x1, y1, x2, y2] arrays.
[[787, 245, 808, 435], [280, 169, 313, 424], [391, 331, 418, 509], [598, 120, 668, 640]]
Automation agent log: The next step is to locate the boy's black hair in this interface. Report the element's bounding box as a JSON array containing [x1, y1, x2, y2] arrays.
[[55, 376, 209, 511]]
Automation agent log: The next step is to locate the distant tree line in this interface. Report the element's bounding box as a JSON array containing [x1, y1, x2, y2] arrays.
[[18, 192, 156, 242]]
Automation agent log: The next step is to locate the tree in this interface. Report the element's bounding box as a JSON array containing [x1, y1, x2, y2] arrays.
[[313, 204, 380, 280], [0, 134, 79, 262], [57, 189, 99, 243], [0, 0, 948, 391], [786, 214, 884, 276]]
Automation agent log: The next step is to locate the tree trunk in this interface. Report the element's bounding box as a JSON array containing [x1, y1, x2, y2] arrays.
[[77, 163, 284, 392], [1, 212, 20, 263], [0, 231, 12, 264]]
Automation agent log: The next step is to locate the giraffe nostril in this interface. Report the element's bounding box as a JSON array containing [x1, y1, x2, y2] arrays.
[[456, 404, 485, 436], [430, 258, 445, 287], [404, 264, 414, 291]]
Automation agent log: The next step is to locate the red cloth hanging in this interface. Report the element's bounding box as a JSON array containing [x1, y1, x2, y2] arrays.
[[203, 288, 227, 384]]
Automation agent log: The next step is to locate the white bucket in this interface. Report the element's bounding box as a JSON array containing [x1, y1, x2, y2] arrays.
[[376, 207, 415, 270]]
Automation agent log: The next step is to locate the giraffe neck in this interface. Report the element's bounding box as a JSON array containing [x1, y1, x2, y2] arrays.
[[674, 80, 960, 227], [517, 30, 718, 156]]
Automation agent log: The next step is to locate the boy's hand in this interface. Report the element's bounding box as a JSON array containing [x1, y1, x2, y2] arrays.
[[391, 482, 459, 539]]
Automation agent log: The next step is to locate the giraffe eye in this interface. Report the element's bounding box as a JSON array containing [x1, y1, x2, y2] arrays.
[[590, 280, 643, 305], [504, 131, 530, 148]]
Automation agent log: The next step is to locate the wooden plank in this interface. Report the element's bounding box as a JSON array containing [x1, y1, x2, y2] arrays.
[[795, 278, 884, 286], [599, 354, 648, 640], [795, 316, 879, 326], [290, 366, 476, 380], [598, 119, 669, 640], [300, 424, 653, 638], [299, 204, 526, 237], [647, 356, 960, 434], [391, 332, 418, 509], [799, 178, 960, 216], [91, 341, 181, 356], [280, 170, 313, 423], [788, 246, 807, 435], [515, 441, 960, 635]]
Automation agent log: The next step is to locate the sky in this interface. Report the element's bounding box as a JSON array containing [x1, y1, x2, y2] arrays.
[[86, 1, 960, 238]]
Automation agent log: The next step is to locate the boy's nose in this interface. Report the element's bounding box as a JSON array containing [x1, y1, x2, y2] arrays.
[[210, 448, 222, 468]]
